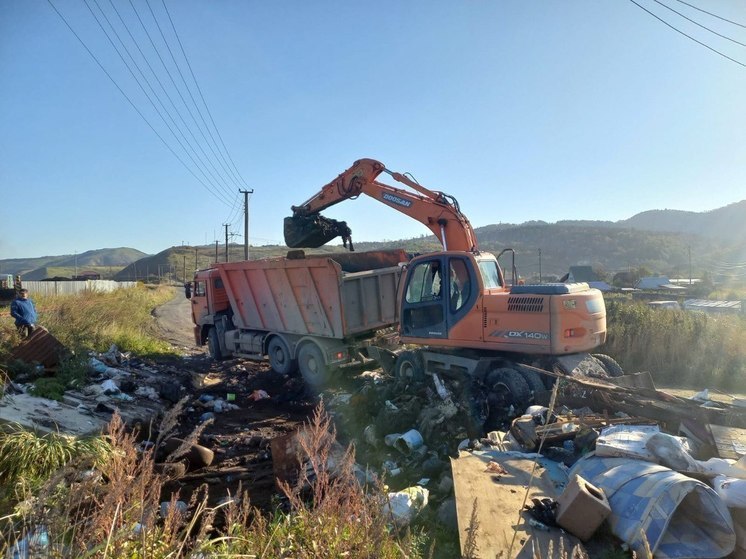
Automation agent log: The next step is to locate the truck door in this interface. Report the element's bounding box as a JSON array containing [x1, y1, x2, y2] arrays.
[[401, 257, 448, 339]]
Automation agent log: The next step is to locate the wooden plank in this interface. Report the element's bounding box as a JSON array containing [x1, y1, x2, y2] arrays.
[[450, 451, 584, 558], [708, 424, 746, 460]]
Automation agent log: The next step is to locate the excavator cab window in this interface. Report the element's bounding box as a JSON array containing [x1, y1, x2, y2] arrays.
[[402, 258, 447, 338], [478, 260, 503, 289], [449, 258, 471, 312], [405, 260, 443, 303]]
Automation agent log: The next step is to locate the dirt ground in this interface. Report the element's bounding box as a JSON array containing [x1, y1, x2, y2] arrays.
[[149, 288, 318, 510]]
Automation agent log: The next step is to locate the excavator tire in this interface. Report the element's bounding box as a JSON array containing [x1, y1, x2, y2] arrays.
[[267, 337, 298, 375], [592, 353, 624, 378], [486, 367, 530, 410], [394, 350, 424, 382], [519, 369, 547, 402]]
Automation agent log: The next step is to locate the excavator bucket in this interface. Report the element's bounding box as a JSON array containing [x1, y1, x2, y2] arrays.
[[284, 215, 352, 248]]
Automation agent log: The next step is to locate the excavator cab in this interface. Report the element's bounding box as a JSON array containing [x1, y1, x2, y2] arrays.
[[400, 252, 489, 340]]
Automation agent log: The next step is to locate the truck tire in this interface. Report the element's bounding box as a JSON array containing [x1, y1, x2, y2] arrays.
[[298, 343, 328, 390], [395, 350, 424, 381], [592, 353, 624, 378], [207, 327, 225, 360], [486, 367, 530, 410], [267, 337, 297, 375]]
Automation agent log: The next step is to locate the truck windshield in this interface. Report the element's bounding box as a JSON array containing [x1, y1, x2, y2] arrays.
[[478, 260, 502, 289]]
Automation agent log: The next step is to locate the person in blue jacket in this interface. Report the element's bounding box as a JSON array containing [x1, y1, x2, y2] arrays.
[[10, 288, 38, 338]]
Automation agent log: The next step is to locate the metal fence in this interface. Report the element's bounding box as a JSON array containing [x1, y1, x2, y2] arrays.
[[22, 280, 137, 296]]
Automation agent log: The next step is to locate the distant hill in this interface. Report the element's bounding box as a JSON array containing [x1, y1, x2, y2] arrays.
[[1, 248, 148, 279], [7, 200, 746, 283]]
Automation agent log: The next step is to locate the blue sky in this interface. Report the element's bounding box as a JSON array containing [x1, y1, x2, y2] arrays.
[[2, 1, 745, 259]]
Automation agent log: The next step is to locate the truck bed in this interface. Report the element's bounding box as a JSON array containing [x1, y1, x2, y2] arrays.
[[216, 249, 408, 340]]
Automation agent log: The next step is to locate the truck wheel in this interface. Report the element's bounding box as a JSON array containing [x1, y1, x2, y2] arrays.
[[486, 367, 530, 411], [592, 353, 624, 378], [207, 327, 225, 361], [395, 350, 424, 381], [298, 343, 327, 389], [267, 337, 297, 375]]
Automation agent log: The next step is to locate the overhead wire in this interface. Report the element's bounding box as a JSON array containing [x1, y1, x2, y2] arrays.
[[652, 0, 746, 48], [81, 0, 236, 205], [46, 0, 233, 206], [670, 0, 746, 30], [159, 0, 252, 190], [627, 0, 746, 68], [145, 0, 249, 191], [85, 0, 236, 206], [126, 0, 241, 199]]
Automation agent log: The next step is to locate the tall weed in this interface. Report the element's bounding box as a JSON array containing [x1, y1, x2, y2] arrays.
[[604, 298, 746, 390], [28, 285, 174, 356]]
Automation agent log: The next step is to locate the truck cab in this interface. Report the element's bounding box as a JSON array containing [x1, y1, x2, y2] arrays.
[[189, 268, 231, 348]]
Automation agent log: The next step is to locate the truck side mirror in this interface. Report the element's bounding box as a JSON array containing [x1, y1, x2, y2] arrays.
[[184, 283, 192, 299]]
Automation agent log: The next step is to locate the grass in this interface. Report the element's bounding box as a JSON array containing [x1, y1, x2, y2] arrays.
[[0, 403, 428, 559], [0, 285, 177, 366], [603, 297, 746, 391]]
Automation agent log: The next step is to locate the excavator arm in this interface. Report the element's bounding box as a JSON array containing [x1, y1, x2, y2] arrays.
[[284, 158, 479, 252]]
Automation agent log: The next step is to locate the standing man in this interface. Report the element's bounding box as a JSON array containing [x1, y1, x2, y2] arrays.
[[10, 288, 38, 339]]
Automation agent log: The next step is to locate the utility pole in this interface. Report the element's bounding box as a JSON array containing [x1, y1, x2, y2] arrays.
[[240, 189, 254, 261], [538, 248, 542, 284], [183, 255, 186, 283], [215, 240, 219, 264], [688, 245, 692, 286], [195, 247, 199, 272], [224, 224, 230, 263]]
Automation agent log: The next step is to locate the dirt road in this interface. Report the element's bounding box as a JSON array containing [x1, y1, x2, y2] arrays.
[[152, 287, 199, 351]]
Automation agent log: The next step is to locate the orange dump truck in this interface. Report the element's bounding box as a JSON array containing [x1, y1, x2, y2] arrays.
[[189, 249, 409, 384]]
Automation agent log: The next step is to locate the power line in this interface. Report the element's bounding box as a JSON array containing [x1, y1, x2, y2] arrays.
[[628, 0, 746, 68], [127, 0, 242, 198], [653, 0, 746, 48], [85, 0, 235, 205], [46, 0, 233, 205], [146, 0, 249, 191], [159, 0, 252, 189], [670, 0, 746, 30]]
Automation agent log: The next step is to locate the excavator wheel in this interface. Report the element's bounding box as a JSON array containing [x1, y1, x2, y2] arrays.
[[485, 367, 530, 412], [592, 354, 624, 378], [267, 337, 298, 375], [519, 369, 547, 402], [394, 350, 424, 382]]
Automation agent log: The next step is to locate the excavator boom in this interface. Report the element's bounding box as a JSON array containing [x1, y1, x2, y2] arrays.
[[284, 158, 479, 252]]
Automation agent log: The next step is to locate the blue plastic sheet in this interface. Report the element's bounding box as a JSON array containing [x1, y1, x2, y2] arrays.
[[571, 455, 735, 559]]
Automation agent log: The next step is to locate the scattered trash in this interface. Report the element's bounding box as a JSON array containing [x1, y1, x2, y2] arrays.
[[226, 393, 236, 402], [100, 379, 120, 395], [524, 497, 558, 527], [159, 500, 188, 518], [713, 475, 746, 508], [484, 461, 507, 474], [393, 429, 424, 455], [527, 517, 551, 532], [249, 389, 270, 401], [555, 474, 610, 542], [384, 486, 429, 527]]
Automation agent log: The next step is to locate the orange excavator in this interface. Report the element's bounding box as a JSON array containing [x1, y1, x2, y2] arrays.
[[285, 159, 614, 418]]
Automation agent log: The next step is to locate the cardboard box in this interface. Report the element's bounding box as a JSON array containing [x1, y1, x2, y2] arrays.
[[556, 474, 611, 541]]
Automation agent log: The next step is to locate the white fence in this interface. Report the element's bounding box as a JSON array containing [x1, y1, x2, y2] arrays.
[[22, 280, 137, 296]]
